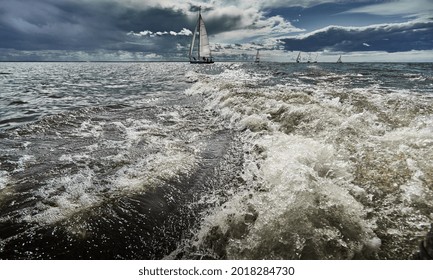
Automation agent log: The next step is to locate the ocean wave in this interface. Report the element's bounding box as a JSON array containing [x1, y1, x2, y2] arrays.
[[1, 62, 431, 259], [184, 65, 433, 259]]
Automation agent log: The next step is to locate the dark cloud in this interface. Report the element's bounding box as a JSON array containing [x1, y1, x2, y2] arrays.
[[0, 0, 122, 51], [114, 7, 193, 33], [205, 14, 244, 35], [263, 2, 408, 31], [281, 20, 433, 52], [0, 0, 197, 52], [0, 0, 250, 59]]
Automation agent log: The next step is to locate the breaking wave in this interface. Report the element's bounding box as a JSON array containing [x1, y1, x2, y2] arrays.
[[179, 63, 433, 259]]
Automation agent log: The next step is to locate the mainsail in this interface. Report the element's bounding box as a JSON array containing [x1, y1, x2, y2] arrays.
[[296, 52, 301, 63], [336, 55, 342, 63], [189, 8, 213, 64]]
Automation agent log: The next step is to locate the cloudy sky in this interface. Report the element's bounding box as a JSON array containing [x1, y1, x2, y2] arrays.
[[0, 0, 432, 61]]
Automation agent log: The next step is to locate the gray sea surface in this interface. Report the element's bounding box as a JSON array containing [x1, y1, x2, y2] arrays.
[[0, 62, 432, 259]]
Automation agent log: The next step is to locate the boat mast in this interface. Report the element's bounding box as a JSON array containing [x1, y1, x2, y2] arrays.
[[197, 7, 201, 59], [189, 9, 200, 61]]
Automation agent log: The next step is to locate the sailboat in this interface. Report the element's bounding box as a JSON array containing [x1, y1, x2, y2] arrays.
[[189, 8, 214, 64], [296, 52, 301, 63], [336, 55, 342, 63], [307, 53, 312, 63], [255, 50, 260, 63], [313, 53, 318, 63]]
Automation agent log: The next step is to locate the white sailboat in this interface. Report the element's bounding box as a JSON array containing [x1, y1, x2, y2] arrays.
[[307, 53, 312, 63], [336, 55, 342, 63], [313, 53, 318, 63], [189, 8, 214, 64], [255, 50, 260, 63], [296, 52, 301, 63]]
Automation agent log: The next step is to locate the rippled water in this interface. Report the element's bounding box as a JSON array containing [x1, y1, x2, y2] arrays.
[[0, 62, 432, 259]]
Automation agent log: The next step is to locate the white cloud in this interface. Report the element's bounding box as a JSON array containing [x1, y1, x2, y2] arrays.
[[292, 18, 431, 39], [212, 14, 304, 45], [333, 50, 433, 62], [176, 28, 193, 36], [259, 0, 338, 8], [346, 0, 433, 17], [127, 28, 192, 37]]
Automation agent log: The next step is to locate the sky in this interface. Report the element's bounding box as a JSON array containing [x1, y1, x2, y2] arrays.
[[0, 0, 432, 62]]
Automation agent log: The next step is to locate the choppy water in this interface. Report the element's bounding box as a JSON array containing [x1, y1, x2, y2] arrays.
[[0, 62, 432, 259]]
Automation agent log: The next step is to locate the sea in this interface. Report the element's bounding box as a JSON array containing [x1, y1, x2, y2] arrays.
[[0, 62, 432, 260]]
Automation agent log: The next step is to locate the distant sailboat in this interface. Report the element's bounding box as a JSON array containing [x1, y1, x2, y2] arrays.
[[296, 52, 301, 63], [313, 53, 318, 63], [255, 50, 260, 63], [336, 55, 342, 63], [189, 8, 214, 64]]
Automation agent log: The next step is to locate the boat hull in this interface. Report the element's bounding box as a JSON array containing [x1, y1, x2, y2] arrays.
[[190, 61, 214, 64]]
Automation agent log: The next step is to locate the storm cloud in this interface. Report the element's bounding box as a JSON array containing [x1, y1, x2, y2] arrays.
[[0, 0, 195, 52], [0, 0, 272, 59], [281, 20, 433, 52]]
